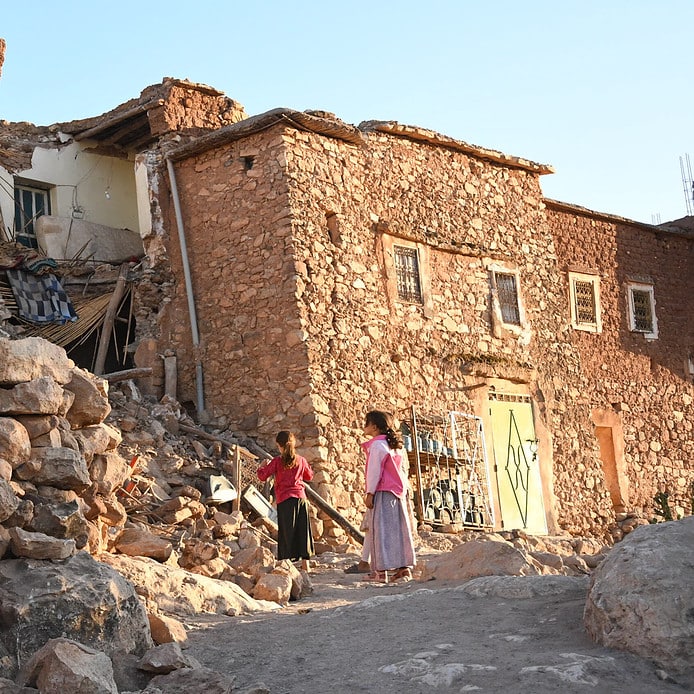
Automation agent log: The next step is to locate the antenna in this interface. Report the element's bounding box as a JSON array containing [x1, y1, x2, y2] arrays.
[[680, 153, 693, 216]]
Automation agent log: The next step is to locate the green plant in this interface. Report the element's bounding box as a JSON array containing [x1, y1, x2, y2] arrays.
[[650, 490, 674, 523]]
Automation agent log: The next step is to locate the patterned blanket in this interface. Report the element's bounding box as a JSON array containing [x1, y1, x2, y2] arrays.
[[6, 269, 78, 324]]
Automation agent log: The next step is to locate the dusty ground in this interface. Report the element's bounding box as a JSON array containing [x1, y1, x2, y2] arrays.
[[183, 549, 691, 694]]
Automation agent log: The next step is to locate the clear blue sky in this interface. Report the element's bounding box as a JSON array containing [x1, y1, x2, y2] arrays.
[[2, 1, 692, 224]]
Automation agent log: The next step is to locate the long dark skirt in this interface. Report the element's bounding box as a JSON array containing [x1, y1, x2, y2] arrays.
[[276, 496, 314, 561]]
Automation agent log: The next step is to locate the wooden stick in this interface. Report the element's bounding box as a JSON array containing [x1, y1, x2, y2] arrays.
[[103, 367, 153, 383], [302, 483, 364, 545], [94, 262, 130, 375]]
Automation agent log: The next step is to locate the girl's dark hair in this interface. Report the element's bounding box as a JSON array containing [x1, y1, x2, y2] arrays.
[[276, 430, 297, 468], [365, 410, 403, 450]]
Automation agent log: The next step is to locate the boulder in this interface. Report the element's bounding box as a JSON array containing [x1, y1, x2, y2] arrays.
[[0, 418, 31, 467], [584, 517, 694, 675], [63, 367, 111, 428], [142, 666, 234, 694], [0, 551, 153, 679], [98, 553, 280, 617], [18, 638, 118, 693], [0, 377, 68, 416], [147, 612, 189, 647], [18, 447, 90, 491], [420, 534, 544, 582], [27, 499, 90, 548], [8, 527, 76, 560], [0, 337, 73, 386], [252, 572, 292, 605], [114, 528, 173, 562], [137, 642, 200, 673], [0, 479, 20, 522]]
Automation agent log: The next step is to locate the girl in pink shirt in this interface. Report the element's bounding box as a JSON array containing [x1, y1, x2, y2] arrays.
[[257, 430, 315, 572], [362, 410, 416, 582]]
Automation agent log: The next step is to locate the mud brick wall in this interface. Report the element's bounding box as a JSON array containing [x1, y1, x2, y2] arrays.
[[547, 202, 694, 520]]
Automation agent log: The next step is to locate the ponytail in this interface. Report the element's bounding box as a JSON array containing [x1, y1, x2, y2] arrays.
[[276, 430, 297, 468], [365, 410, 403, 450]]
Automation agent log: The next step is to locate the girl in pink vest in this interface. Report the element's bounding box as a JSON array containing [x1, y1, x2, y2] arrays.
[[362, 410, 416, 582]]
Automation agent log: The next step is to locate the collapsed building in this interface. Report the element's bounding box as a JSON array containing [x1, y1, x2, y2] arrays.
[[1, 75, 692, 545]]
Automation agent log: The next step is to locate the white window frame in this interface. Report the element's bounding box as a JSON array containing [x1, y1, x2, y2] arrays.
[[626, 282, 658, 340], [568, 272, 602, 333]]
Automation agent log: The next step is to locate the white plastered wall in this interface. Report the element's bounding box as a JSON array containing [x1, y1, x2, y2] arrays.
[[0, 138, 139, 238]]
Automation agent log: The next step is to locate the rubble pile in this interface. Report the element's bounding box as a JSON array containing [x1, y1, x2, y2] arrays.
[[0, 336, 313, 691]]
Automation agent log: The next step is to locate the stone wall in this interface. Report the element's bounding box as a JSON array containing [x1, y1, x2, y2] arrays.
[[140, 116, 693, 542], [152, 128, 313, 443], [546, 201, 694, 525], [280, 126, 620, 536]]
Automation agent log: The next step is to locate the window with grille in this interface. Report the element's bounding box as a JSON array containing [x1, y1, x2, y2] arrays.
[[568, 272, 601, 332], [627, 282, 657, 339], [394, 245, 423, 304], [494, 271, 521, 325], [14, 183, 51, 249]]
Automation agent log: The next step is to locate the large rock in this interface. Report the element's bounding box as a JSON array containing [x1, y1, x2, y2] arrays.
[[99, 553, 280, 617], [8, 527, 76, 560], [0, 551, 153, 679], [584, 517, 694, 674], [18, 638, 118, 693], [63, 367, 111, 428], [114, 528, 173, 562], [0, 377, 69, 416], [0, 418, 31, 467], [420, 534, 544, 582], [142, 666, 234, 694], [28, 499, 90, 547], [0, 479, 20, 522], [17, 446, 90, 491], [0, 338, 74, 386]]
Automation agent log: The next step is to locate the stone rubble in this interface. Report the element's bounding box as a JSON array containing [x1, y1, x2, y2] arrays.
[[0, 335, 691, 691]]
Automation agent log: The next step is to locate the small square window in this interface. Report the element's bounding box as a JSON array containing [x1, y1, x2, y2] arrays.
[[627, 283, 658, 339], [394, 245, 423, 304], [494, 271, 521, 326], [568, 272, 602, 333]]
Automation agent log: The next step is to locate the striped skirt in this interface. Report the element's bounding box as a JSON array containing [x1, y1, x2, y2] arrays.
[[367, 491, 416, 572]]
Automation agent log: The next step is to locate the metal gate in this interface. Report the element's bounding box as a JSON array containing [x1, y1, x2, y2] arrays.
[[406, 407, 495, 529]]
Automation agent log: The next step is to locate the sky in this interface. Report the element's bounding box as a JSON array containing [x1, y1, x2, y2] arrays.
[[1, 1, 692, 225]]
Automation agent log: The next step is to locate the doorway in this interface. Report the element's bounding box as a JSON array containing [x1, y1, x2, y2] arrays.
[[489, 392, 548, 534]]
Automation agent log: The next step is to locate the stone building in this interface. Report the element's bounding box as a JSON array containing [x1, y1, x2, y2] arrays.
[[1, 76, 692, 543]]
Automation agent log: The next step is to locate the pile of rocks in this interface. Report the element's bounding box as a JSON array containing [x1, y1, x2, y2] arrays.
[[0, 337, 312, 691]]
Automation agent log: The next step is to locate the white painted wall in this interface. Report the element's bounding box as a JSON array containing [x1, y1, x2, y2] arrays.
[[0, 138, 140, 240]]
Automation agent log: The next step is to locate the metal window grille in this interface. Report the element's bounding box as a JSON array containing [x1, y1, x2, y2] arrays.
[[394, 246, 423, 304], [495, 272, 521, 325], [573, 279, 597, 324], [14, 185, 50, 249], [631, 289, 653, 332]]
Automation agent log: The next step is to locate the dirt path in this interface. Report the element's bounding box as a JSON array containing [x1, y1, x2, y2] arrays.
[[182, 553, 689, 694]]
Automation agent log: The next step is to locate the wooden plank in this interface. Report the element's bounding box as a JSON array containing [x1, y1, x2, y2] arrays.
[[303, 483, 364, 546], [103, 367, 153, 383]]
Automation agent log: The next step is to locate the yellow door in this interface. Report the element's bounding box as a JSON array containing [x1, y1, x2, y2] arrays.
[[489, 396, 547, 534]]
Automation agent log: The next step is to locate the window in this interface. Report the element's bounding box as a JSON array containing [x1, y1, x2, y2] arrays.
[[493, 271, 521, 325], [627, 282, 657, 340], [394, 245, 423, 304], [14, 182, 51, 249], [568, 272, 602, 333]]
